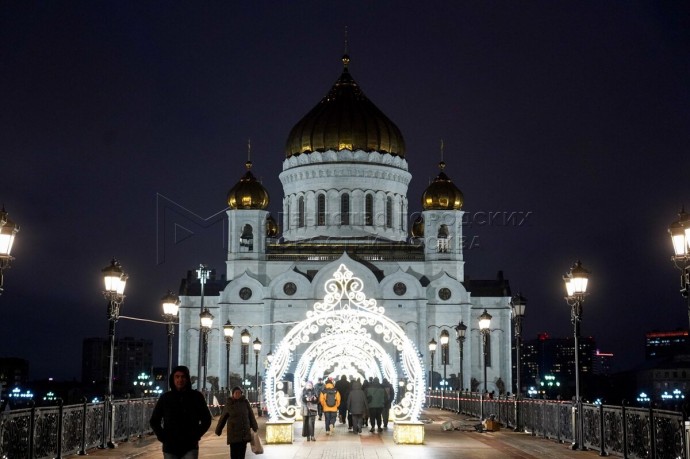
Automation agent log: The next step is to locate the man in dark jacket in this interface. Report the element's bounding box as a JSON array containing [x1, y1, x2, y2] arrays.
[[365, 377, 387, 433], [334, 375, 351, 426], [150, 366, 212, 458]]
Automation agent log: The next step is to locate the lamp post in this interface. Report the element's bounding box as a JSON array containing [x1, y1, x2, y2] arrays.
[[669, 209, 690, 331], [428, 338, 437, 390], [161, 291, 180, 390], [479, 309, 492, 421], [0, 207, 19, 296], [563, 260, 589, 450], [455, 321, 467, 391], [241, 329, 251, 388], [440, 330, 449, 386], [253, 337, 262, 405], [199, 308, 214, 393], [100, 258, 127, 449], [196, 264, 210, 390], [253, 338, 262, 389], [510, 293, 527, 432], [223, 320, 235, 390]]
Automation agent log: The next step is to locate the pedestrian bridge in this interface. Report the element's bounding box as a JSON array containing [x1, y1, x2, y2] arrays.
[[0, 391, 686, 458]]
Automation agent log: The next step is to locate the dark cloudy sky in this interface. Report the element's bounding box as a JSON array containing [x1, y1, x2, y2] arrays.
[[2, 1, 689, 382]]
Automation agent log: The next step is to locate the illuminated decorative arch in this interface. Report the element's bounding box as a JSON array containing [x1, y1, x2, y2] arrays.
[[264, 263, 425, 422]]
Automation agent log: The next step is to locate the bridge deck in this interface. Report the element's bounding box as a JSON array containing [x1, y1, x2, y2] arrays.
[[69, 408, 605, 459]]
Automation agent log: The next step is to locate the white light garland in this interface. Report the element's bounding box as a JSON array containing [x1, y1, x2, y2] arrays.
[[264, 264, 425, 422]]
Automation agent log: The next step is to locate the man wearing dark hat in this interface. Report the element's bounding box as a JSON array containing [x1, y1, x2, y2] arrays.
[[150, 365, 212, 458]]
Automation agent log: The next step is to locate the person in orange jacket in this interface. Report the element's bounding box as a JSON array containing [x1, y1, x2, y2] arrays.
[[319, 378, 341, 435]]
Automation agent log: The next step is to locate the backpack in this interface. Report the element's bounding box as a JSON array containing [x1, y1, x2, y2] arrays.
[[325, 389, 337, 407]]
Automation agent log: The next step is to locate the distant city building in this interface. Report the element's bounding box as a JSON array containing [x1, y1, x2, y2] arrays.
[[0, 357, 29, 397], [645, 330, 689, 360], [82, 337, 153, 390], [593, 350, 614, 376], [521, 332, 596, 398]]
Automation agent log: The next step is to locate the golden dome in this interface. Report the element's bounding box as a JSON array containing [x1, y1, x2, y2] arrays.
[[410, 216, 424, 238], [422, 161, 464, 210], [285, 54, 406, 158], [266, 214, 279, 237], [227, 161, 270, 210]]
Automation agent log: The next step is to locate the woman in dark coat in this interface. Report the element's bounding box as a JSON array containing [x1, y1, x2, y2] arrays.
[[215, 386, 258, 459], [301, 381, 318, 441], [346, 379, 368, 434]]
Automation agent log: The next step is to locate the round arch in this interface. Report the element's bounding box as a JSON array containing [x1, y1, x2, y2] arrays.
[[263, 263, 425, 423]]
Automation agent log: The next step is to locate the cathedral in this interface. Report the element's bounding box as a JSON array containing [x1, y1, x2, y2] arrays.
[[177, 53, 513, 399]]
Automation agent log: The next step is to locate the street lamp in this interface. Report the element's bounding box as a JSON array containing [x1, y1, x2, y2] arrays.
[[440, 330, 449, 390], [479, 309, 492, 393], [100, 258, 127, 449], [196, 264, 210, 390], [241, 329, 251, 388], [428, 338, 437, 390], [454, 321, 467, 390], [669, 209, 690, 330], [161, 291, 180, 389], [0, 207, 19, 295], [253, 338, 262, 388], [563, 260, 589, 450], [510, 293, 527, 432], [199, 308, 214, 392], [253, 337, 262, 393], [479, 309, 492, 421], [223, 320, 235, 390]]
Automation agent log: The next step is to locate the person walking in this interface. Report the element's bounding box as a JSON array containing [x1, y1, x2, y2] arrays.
[[381, 378, 393, 429], [215, 386, 259, 459], [346, 379, 368, 434], [301, 381, 318, 441], [314, 377, 325, 420], [319, 378, 340, 435], [365, 377, 387, 433], [334, 375, 351, 427], [149, 365, 212, 459]]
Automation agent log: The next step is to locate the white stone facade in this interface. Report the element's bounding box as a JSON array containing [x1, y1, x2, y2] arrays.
[[177, 147, 514, 395]]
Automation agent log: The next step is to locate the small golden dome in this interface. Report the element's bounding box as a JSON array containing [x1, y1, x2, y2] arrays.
[[227, 161, 270, 210], [422, 162, 464, 210], [410, 216, 424, 238], [285, 54, 405, 158], [266, 214, 279, 237]]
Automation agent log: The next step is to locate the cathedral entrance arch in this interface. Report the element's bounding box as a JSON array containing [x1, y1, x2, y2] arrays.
[[264, 263, 425, 423]]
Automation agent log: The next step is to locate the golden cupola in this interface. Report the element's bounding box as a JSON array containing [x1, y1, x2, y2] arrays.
[[422, 161, 464, 210], [265, 215, 279, 237], [227, 161, 270, 210], [284, 54, 406, 158]]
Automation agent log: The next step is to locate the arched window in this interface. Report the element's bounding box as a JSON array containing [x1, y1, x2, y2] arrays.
[[317, 194, 326, 226], [285, 202, 290, 230], [298, 196, 305, 228], [240, 224, 253, 252], [386, 196, 393, 228], [340, 193, 350, 225], [437, 224, 450, 253], [365, 194, 373, 226]]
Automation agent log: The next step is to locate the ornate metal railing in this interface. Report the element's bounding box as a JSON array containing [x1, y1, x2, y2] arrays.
[[0, 397, 156, 459], [427, 390, 687, 459]]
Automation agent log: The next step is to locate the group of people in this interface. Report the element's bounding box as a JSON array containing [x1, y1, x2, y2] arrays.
[[147, 366, 397, 458], [301, 375, 393, 439], [149, 365, 257, 459]]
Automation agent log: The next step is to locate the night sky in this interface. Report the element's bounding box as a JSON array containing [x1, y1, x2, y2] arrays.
[[2, 2, 689, 382]]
